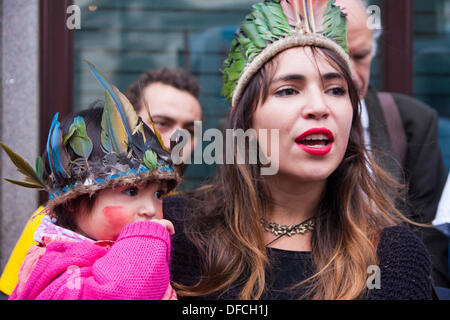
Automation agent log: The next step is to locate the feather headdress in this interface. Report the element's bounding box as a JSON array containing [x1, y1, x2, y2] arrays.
[[1, 62, 180, 212], [222, 0, 350, 107]]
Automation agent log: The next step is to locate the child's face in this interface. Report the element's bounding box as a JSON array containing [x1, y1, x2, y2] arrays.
[[75, 182, 167, 241]]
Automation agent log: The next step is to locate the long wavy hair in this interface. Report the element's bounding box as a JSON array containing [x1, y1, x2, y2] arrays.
[[176, 46, 415, 300]]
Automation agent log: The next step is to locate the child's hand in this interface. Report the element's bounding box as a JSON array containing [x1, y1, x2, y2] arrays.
[[149, 219, 175, 235]]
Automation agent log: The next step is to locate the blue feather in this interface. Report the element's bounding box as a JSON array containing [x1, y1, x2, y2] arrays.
[[51, 121, 67, 177], [46, 113, 58, 177], [46, 113, 68, 179], [85, 61, 133, 141]]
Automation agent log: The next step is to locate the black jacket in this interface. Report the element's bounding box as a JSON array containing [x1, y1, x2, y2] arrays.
[[365, 86, 449, 287]]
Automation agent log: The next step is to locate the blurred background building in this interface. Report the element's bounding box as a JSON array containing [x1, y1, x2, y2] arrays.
[[0, 0, 449, 269]]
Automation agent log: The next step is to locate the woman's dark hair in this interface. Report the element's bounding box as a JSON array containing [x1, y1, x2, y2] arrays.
[[175, 46, 415, 300]]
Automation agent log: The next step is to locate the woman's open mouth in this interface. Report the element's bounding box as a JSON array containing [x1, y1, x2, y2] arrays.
[[295, 128, 334, 156]]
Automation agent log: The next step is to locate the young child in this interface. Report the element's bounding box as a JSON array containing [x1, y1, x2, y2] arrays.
[[1, 63, 181, 300]]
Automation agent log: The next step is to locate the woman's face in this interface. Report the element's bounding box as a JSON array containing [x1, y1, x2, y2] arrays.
[[75, 182, 167, 241], [252, 46, 353, 182]]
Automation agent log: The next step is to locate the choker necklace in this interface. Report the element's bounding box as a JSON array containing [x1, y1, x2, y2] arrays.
[[261, 217, 315, 246], [260, 217, 315, 236]]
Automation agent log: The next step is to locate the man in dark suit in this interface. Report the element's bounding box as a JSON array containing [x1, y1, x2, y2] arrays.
[[337, 0, 449, 287]]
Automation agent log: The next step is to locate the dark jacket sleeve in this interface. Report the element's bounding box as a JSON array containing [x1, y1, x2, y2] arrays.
[[163, 195, 203, 289], [368, 226, 433, 300], [393, 94, 450, 288], [366, 88, 449, 287], [393, 93, 446, 223]]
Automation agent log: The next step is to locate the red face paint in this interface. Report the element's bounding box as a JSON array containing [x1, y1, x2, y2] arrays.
[[102, 206, 131, 230]]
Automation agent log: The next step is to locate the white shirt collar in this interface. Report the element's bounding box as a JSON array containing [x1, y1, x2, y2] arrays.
[[360, 99, 369, 129]]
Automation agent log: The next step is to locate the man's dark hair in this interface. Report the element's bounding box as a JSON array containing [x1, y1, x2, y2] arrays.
[[125, 68, 201, 112]]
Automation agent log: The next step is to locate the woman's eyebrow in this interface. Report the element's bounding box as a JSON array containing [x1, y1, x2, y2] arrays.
[[322, 72, 344, 81], [271, 72, 344, 84], [271, 74, 305, 83]]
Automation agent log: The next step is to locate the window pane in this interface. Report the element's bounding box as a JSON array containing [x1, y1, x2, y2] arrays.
[[414, 0, 450, 171], [414, 0, 450, 117], [368, 0, 384, 91]]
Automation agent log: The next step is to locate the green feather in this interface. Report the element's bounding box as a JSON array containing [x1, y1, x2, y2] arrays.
[[251, 8, 274, 42], [221, 1, 292, 103], [0, 142, 44, 188], [322, 0, 349, 53], [35, 156, 44, 181], [241, 21, 267, 49], [63, 117, 93, 160], [4, 178, 44, 189], [222, 46, 244, 102], [238, 34, 259, 61], [260, 2, 290, 37], [63, 124, 76, 145], [143, 150, 158, 171]]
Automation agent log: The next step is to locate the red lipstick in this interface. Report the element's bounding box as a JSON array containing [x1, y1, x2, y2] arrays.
[[295, 128, 334, 156]]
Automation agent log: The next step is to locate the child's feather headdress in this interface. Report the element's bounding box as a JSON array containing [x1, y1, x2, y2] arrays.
[[1, 62, 181, 212], [222, 0, 350, 107]]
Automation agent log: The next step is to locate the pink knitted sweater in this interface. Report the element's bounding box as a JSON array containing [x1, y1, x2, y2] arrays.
[[9, 221, 176, 300]]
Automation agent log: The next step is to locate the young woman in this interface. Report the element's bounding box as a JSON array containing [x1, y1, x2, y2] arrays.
[[165, 0, 433, 300]]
